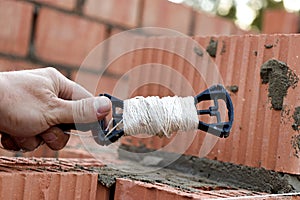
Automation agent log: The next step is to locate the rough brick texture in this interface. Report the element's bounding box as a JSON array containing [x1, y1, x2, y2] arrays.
[[0, 1, 33, 56], [114, 178, 282, 200], [35, 8, 106, 67], [0, 157, 103, 200], [119, 34, 300, 175]]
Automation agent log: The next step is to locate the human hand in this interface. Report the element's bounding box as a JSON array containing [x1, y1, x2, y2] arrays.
[[0, 67, 111, 151]]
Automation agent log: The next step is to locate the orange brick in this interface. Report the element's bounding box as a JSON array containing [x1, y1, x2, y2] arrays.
[[142, 0, 192, 34], [33, 0, 76, 10], [0, 1, 33, 56], [84, 0, 140, 27], [35, 8, 106, 67]]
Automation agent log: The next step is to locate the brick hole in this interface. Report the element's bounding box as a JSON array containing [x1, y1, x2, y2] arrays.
[[192, 185, 235, 191]]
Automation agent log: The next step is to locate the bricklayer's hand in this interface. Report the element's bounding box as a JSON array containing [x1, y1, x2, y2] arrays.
[[0, 67, 111, 151]]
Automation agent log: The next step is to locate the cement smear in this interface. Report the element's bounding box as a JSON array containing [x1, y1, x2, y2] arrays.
[[260, 59, 298, 110], [116, 145, 298, 194], [292, 106, 300, 157]]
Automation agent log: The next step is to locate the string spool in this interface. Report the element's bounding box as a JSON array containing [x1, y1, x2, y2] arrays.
[[123, 96, 199, 137]]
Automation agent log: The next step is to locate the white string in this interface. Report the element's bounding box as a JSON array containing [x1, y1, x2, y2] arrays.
[[123, 96, 199, 137]]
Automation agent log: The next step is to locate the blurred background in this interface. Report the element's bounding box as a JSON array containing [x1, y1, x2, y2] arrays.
[[170, 0, 300, 30]]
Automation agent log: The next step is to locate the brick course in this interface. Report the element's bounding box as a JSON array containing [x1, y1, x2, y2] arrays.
[[35, 8, 106, 67], [142, 0, 193, 34], [0, 1, 33, 56], [84, 0, 140, 27], [33, 0, 76, 11]]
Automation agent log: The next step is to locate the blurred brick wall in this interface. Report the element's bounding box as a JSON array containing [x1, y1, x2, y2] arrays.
[[0, 0, 244, 75], [262, 9, 300, 34]]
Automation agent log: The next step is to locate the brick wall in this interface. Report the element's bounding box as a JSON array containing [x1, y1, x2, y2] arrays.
[[0, 0, 246, 157], [0, 0, 300, 176], [120, 34, 300, 175], [0, 0, 244, 78]]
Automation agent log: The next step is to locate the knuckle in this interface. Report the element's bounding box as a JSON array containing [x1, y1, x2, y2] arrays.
[[73, 98, 94, 123], [43, 98, 63, 126], [46, 67, 59, 74]]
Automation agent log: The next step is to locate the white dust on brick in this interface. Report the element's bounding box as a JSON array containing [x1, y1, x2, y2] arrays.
[[123, 96, 199, 137]]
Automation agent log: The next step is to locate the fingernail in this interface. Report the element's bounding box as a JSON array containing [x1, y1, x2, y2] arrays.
[[94, 96, 111, 115], [43, 133, 57, 143]]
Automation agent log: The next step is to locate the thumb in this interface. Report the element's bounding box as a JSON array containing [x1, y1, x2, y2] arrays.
[[55, 96, 112, 124]]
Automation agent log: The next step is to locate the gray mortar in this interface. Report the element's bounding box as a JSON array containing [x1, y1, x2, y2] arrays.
[[291, 134, 300, 158], [206, 38, 218, 57], [292, 107, 300, 131], [227, 85, 239, 93], [292, 107, 300, 157], [117, 144, 299, 194], [194, 46, 203, 57], [96, 164, 232, 194], [260, 59, 298, 110]]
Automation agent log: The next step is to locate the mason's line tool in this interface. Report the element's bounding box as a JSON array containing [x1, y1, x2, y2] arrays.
[[60, 84, 234, 146]]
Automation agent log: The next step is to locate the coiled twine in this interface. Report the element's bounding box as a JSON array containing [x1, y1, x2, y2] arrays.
[[123, 96, 199, 137]]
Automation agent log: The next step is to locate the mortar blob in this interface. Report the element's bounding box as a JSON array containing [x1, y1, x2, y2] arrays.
[[260, 59, 298, 110]]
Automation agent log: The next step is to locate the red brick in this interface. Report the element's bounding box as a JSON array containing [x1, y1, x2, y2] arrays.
[[96, 184, 110, 200], [142, 0, 192, 34], [105, 33, 141, 76], [193, 11, 245, 36], [0, 57, 42, 71], [262, 9, 299, 34], [84, 0, 140, 27], [114, 178, 272, 200], [71, 71, 124, 95], [35, 8, 106, 67], [0, 57, 70, 79], [33, 0, 76, 10], [0, 1, 33, 56], [114, 178, 204, 200], [0, 157, 99, 200], [118, 34, 300, 175]]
